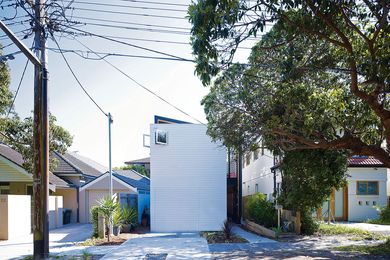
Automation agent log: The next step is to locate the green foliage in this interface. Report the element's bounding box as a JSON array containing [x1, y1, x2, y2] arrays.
[[97, 197, 119, 241], [114, 164, 149, 177], [335, 238, 390, 255], [278, 150, 347, 234], [121, 206, 138, 226], [279, 150, 348, 212], [2, 114, 73, 172], [90, 206, 99, 238], [369, 206, 390, 225], [300, 211, 319, 235], [318, 223, 384, 240], [189, 1, 390, 166], [245, 193, 277, 228]]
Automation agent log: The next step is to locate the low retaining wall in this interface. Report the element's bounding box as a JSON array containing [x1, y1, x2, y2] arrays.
[[245, 220, 277, 238]]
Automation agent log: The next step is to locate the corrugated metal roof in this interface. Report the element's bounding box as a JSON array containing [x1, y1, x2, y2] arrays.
[[348, 156, 385, 167]]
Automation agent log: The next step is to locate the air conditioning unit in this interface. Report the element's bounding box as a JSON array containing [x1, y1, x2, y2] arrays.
[[155, 130, 168, 145]]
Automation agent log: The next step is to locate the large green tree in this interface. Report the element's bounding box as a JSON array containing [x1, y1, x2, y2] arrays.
[[0, 46, 72, 171], [189, 0, 390, 166]]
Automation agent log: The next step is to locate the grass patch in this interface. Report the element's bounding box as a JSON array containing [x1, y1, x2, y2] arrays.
[[335, 238, 390, 255], [317, 223, 385, 240], [78, 236, 125, 246], [366, 219, 390, 225], [201, 231, 248, 244]]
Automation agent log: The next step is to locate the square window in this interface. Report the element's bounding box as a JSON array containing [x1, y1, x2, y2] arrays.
[[155, 130, 168, 145], [365, 201, 369, 206], [373, 201, 377, 206], [358, 201, 362, 206], [367, 182, 378, 195], [357, 181, 379, 195]]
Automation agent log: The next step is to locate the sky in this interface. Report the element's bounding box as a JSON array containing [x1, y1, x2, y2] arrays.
[[0, 0, 256, 167]]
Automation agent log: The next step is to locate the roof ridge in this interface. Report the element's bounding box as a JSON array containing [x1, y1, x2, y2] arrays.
[[53, 151, 83, 174]]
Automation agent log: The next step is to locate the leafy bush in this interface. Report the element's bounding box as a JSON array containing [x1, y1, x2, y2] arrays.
[[121, 206, 138, 226], [300, 211, 319, 235], [245, 193, 277, 228], [378, 206, 390, 223], [90, 206, 99, 238]]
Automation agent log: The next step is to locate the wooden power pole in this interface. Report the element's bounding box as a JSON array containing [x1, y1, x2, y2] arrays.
[[32, 0, 50, 258]]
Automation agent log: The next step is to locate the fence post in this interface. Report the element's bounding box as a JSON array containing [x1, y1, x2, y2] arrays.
[[98, 213, 105, 239], [295, 211, 301, 235]]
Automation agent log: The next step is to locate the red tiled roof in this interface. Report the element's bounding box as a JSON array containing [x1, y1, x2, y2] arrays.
[[348, 157, 385, 167]]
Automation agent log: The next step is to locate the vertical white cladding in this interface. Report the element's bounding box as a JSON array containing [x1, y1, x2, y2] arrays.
[[150, 124, 227, 232]]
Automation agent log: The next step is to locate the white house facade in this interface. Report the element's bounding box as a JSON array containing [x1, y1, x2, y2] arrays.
[[242, 148, 279, 200], [150, 123, 227, 232]]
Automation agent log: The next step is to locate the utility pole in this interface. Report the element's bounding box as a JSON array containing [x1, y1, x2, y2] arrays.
[[32, 0, 50, 258], [0, 0, 48, 258]]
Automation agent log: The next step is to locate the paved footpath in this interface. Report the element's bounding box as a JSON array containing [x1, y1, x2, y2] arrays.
[[0, 224, 111, 260]]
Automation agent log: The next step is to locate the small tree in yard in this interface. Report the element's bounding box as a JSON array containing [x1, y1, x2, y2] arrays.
[[279, 150, 348, 234], [97, 197, 119, 242]]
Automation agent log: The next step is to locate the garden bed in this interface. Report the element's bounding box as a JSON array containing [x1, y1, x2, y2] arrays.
[[201, 231, 248, 244]]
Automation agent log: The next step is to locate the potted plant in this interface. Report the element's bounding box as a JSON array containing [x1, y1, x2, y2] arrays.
[[121, 206, 138, 233]]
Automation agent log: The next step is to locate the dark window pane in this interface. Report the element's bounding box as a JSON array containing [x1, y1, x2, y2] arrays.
[[367, 182, 378, 195], [357, 182, 367, 195]]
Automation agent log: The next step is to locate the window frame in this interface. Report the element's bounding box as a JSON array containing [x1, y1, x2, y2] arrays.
[[356, 181, 379, 196]]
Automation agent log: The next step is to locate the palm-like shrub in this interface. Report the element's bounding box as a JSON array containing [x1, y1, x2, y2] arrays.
[[121, 206, 138, 227], [222, 219, 233, 240], [97, 197, 119, 242]]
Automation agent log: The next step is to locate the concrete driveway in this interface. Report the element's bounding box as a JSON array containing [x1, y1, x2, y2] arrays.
[[0, 224, 92, 260], [101, 232, 211, 260]]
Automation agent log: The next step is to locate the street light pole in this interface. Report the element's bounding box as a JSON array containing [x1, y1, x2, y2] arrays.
[[108, 112, 113, 198]]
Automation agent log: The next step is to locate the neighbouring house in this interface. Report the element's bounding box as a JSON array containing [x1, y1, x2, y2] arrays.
[[319, 157, 388, 222], [150, 123, 227, 232], [125, 157, 150, 176], [242, 147, 280, 200], [51, 151, 107, 223], [79, 169, 150, 223], [0, 143, 74, 195], [0, 143, 69, 238], [243, 148, 388, 222]]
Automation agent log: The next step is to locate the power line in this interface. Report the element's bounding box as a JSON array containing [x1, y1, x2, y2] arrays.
[[47, 47, 194, 62], [7, 58, 29, 117], [58, 0, 187, 12], [71, 15, 191, 30], [51, 35, 108, 117], [115, 0, 189, 8], [74, 37, 205, 125], [71, 7, 187, 20], [66, 31, 253, 50], [64, 25, 194, 62], [78, 21, 190, 35]]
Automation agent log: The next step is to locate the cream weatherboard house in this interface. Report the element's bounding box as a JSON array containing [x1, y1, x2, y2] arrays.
[[242, 148, 389, 222]]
